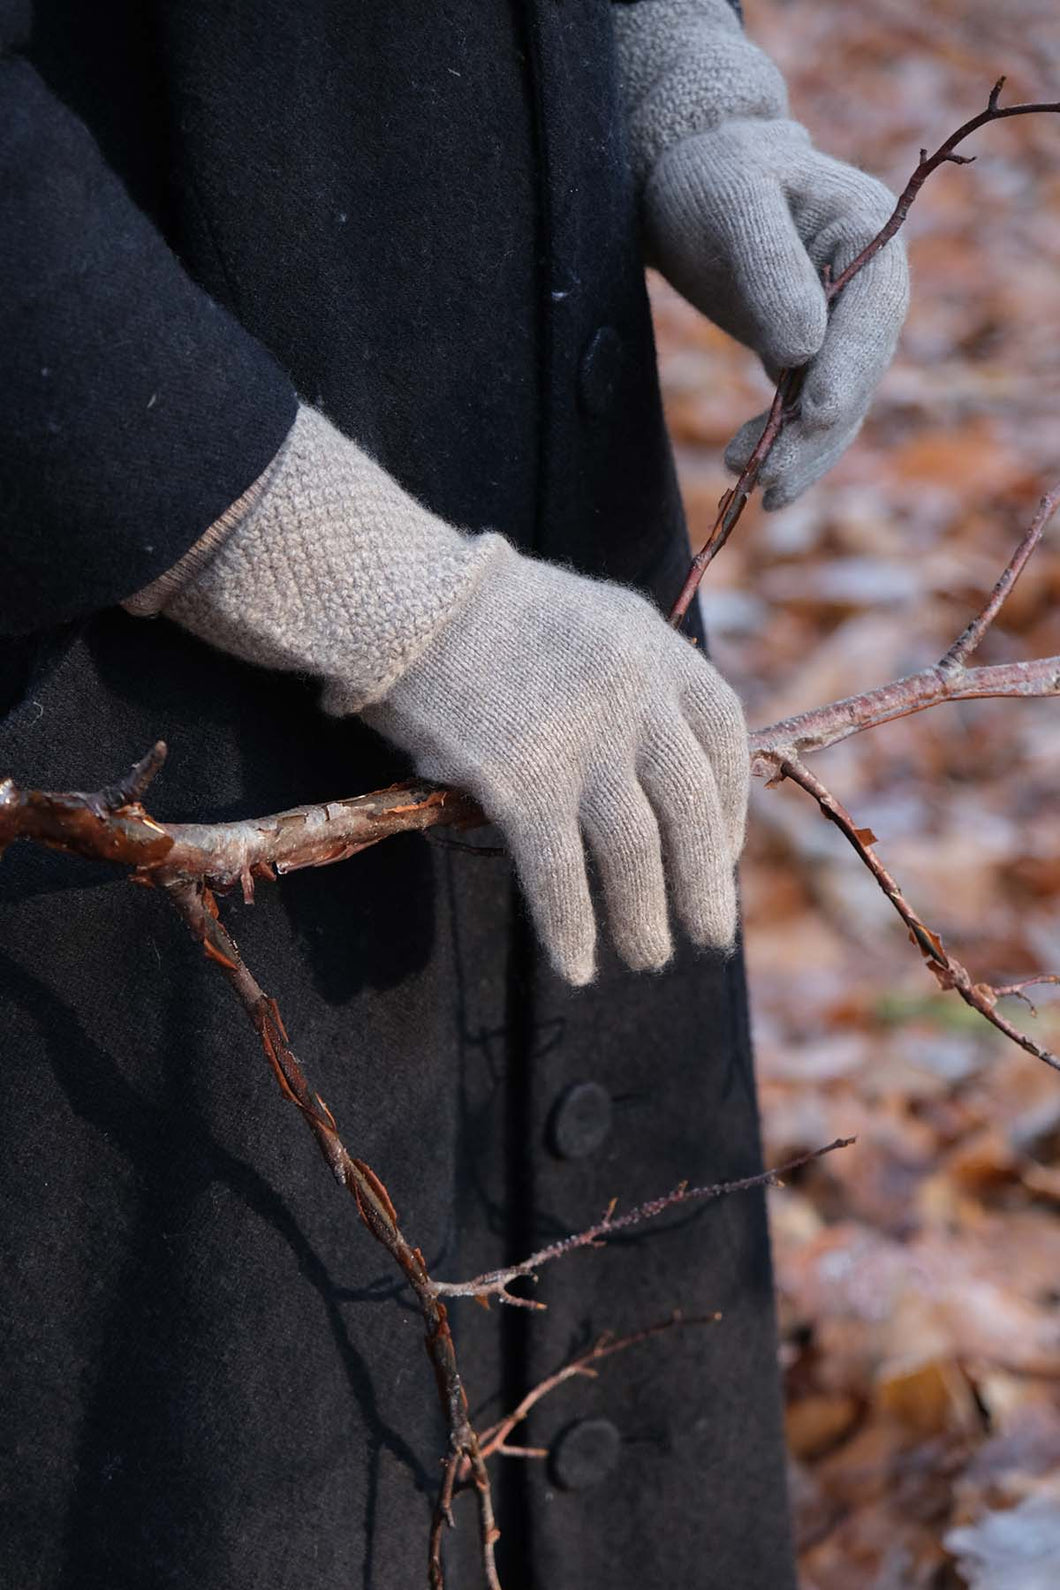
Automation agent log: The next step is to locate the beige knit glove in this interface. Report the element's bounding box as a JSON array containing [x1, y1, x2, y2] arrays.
[[614, 0, 910, 507], [128, 406, 749, 985]]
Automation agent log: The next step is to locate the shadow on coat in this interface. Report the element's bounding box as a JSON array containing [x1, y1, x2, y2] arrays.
[[0, 950, 436, 1590]]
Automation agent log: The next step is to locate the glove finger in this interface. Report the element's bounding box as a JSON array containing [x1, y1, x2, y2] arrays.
[[638, 715, 739, 950], [581, 772, 673, 973], [724, 406, 776, 477], [789, 162, 909, 436], [723, 311, 893, 508], [649, 142, 828, 372], [798, 250, 908, 437], [706, 175, 830, 371], [760, 414, 866, 510], [724, 404, 815, 498], [723, 387, 867, 508], [505, 803, 597, 986], [677, 662, 750, 862]]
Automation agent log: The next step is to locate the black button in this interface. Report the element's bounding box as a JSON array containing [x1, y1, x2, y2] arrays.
[[577, 325, 623, 417], [547, 1081, 613, 1160], [550, 1418, 621, 1491]]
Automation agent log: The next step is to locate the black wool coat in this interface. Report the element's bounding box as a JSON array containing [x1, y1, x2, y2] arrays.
[[0, 2, 794, 1586]]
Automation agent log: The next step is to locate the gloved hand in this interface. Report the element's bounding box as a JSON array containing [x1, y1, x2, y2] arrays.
[[614, 0, 910, 508], [129, 406, 749, 985]]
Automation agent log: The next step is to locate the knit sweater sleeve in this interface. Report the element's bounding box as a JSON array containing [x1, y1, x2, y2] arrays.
[[0, 21, 296, 637]]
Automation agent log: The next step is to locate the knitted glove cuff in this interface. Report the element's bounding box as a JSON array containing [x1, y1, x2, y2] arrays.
[[129, 404, 502, 713], [613, 0, 787, 185]]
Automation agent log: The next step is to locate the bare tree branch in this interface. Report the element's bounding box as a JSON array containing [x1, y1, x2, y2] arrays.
[[749, 486, 1060, 768], [164, 878, 501, 1590], [749, 654, 1060, 768], [6, 482, 1057, 893], [750, 485, 1060, 1073]]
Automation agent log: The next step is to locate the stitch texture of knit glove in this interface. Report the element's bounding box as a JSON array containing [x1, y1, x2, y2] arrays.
[[130, 405, 749, 986], [614, 0, 910, 508]]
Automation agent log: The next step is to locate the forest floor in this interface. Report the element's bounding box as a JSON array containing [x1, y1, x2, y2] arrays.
[[651, 2, 1060, 1584]]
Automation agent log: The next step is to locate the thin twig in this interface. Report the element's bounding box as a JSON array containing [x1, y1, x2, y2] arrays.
[[468, 1312, 723, 1476], [91, 739, 168, 814], [939, 487, 1060, 671], [992, 977, 1060, 1017], [428, 1139, 853, 1306], [667, 377, 796, 628], [773, 755, 1060, 1075], [827, 80, 1060, 300], [428, 1453, 461, 1589]]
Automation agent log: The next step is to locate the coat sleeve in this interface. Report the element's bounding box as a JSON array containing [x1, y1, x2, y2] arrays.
[[0, 26, 297, 637]]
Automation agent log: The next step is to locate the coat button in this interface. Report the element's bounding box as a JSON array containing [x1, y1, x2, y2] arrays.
[[547, 1081, 613, 1160], [577, 325, 623, 417], [550, 1418, 621, 1491]]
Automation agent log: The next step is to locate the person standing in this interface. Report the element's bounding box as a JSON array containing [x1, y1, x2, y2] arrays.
[[0, 2, 907, 1584]]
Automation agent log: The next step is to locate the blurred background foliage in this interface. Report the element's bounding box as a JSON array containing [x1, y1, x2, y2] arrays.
[[651, 1, 1060, 1582]]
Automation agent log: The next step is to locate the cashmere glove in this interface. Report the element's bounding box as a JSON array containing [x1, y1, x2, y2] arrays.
[[130, 406, 749, 986], [614, 0, 910, 507]]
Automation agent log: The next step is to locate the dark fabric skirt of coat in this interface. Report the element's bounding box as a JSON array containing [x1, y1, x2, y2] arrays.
[[0, 2, 795, 1585]]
